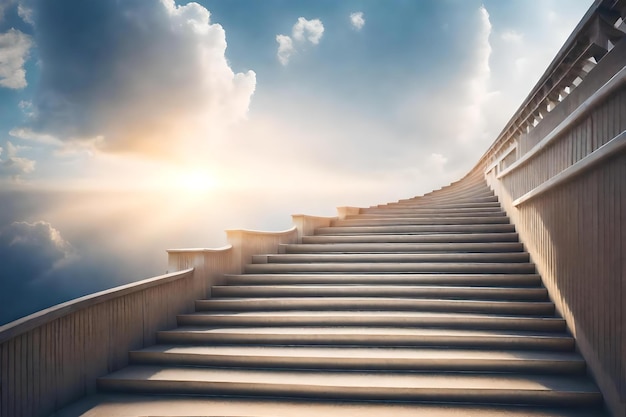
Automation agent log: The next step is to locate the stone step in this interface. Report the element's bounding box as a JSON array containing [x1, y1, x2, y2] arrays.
[[281, 242, 525, 253], [244, 262, 536, 274], [156, 327, 573, 350], [419, 184, 492, 197], [224, 273, 542, 287], [314, 224, 516, 235], [195, 297, 554, 315], [49, 394, 611, 417], [253, 253, 530, 264], [97, 365, 601, 407], [361, 206, 504, 214], [302, 232, 520, 243], [211, 285, 547, 301], [348, 211, 506, 218], [424, 181, 488, 194], [407, 187, 494, 200], [130, 345, 584, 374], [331, 216, 510, 227], [177, 311, 564, 331], [380, 200, 501, 209], [401, 193, 498, 205], [391, 195, 499, 205]]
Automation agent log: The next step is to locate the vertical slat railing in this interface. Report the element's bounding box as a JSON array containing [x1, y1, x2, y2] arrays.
[[473, 2, 626, 415]]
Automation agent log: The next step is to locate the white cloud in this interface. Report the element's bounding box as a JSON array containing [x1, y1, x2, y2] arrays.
[[17, 4, 34, 25], [276, 34, 294, 66], [15, 0, 256, 157], [276, 17, 325, 65], [0, 141, 36, 180], [501, 29, 523, 44], [292, 17, 324, 44], [0, 28, 33, 89], [350, 12, 365, 30], [9, 127, 62, 145]]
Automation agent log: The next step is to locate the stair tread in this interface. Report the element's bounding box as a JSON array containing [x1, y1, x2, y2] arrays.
[[160, 326, 571, 338], [225, 273, 541, 285], [212, 285, 548, 300], [133, 345, 583, 361], [257, 253, 530, 262], [282, 242, 524, 252], [181, 310, 560, 319], [100, 365, 598, 392], [200, 296, 552, 304], [302, 233, 520, 242], [214, 284, 543, 290], [50, 393, 610, 417]]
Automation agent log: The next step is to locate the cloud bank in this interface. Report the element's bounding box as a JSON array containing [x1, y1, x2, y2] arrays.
[[276, 17, 324, 65], [14, 0, 256, 156], [0, 28, 32, 89], [0, 220, 73, 283]]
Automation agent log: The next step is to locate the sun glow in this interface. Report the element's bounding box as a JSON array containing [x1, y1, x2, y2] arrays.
[[167, 168, 219, 193]]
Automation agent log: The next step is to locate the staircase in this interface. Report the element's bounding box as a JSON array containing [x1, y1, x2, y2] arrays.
[[94, 178, 607, 416]]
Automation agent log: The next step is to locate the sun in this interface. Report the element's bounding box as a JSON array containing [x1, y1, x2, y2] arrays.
[[167, 168, 219, 193]]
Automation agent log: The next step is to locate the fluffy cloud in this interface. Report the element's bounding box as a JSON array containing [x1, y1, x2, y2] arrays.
[[0, 141, 36, 180], [292, 17, 324, 44], [350, 12, 365, 30], [276, 34, 295, 65], [0, 221, 73, 283], [0, 28, 33, 89], [14, 0, 256, 156], [276, 17, 324, 65]]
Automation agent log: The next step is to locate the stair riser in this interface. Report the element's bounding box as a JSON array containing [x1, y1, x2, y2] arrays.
[[381, 200, 501, 209], [422, 182, 489, 196], [97, 379, 600, 406], [391, 195, 499, 205], [196, 300, 554, 315], [255, 253, 531, 264], [244, 263, 536, 274], [399, 195, 498, 206], [302, 233, 520, 244], [282, 243, 525, 253], [156, 332, 574, 351], [331, 218, 510, 227], [348, 212, 506, 219], [211, 287, 548, 301], [129, 352, 584, 375], [224, 274, 542, 287], [362, 206, 503, 214], [403, 190, 495, 202], [177, 315, 565, 332], [315, 225, 515, 235]]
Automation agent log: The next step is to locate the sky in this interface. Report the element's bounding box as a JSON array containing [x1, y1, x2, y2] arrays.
[[0, 0, 593, 324]]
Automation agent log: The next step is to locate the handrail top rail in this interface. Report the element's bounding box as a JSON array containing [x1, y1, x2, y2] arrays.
[[225, 225, 297, 236], [0, 268, 194, 345], [292, 214, 338, 220], [166, 245, 232, 253]]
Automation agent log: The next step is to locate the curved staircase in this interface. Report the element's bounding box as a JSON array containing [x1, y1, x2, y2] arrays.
[[87, 177, 606, 416]]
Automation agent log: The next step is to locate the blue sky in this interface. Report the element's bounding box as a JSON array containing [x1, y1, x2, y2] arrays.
[[0, 0, 593, 323]]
